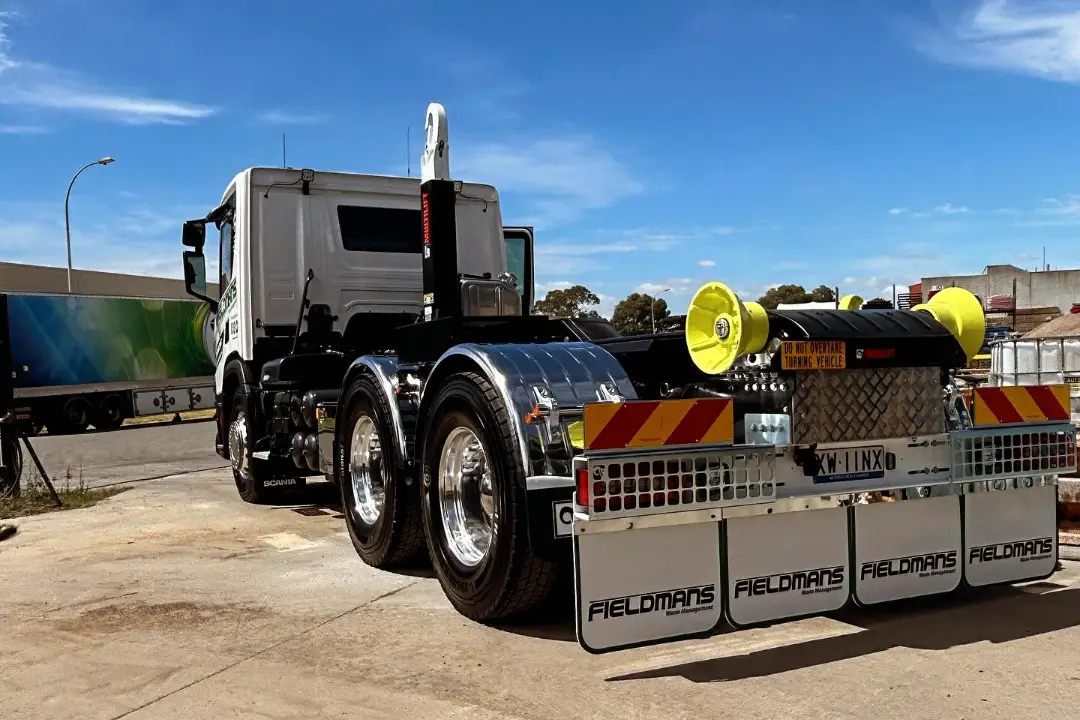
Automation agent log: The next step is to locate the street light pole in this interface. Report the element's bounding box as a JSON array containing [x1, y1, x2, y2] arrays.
[[64, 156, 115, 293], [651, 287, 671, 334]]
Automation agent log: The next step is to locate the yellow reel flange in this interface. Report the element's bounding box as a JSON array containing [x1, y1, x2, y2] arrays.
[[838, 294, 863, 310], [911, 287, 986, 361], [685, 281, 770, 375]]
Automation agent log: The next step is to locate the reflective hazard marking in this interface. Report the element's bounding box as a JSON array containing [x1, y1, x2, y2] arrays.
[[972, 385, 1070, 426], [583, 398, 733, 451]]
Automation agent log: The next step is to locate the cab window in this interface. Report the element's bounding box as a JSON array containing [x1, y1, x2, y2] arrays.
[[338, 205, 422, 253], [218, 197, 235, 289], [502, 229, 534, 313]]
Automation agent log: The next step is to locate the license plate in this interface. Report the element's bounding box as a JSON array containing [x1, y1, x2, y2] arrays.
[[814, 445, 885, 483], [781, 340, 846, 371]]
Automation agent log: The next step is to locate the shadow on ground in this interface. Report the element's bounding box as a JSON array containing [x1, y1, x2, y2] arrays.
[[607, 582, 1080, 683]]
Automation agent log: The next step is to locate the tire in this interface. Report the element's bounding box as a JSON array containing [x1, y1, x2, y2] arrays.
[[93, 394, 127, 431], [227, 389, 300, 504], [337, 375, 425, 568], [421, 371, 559, 622], [57, 397, 92, 434]]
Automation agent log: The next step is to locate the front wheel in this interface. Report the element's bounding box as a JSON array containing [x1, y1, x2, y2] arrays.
[[228, 390, 300, 504], [421, 371, 559, 622], [337, 374, 425, 568]]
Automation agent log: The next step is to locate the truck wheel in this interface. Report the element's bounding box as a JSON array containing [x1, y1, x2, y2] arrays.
[[338, 375, 425, 568], [421, 371, 559, 622], [228, 391, 297, 504], [93, 394, 127, 431], [57, 397, 92, 434]]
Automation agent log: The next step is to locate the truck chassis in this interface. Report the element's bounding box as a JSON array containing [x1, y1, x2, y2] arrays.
[[180, 102, 1077, 654]]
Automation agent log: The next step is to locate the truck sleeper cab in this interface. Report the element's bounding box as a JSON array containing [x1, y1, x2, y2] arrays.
[[181, 102, 1077, 654]]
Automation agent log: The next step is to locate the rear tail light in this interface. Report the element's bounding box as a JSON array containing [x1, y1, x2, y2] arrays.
[[576, 465, 589, 507]]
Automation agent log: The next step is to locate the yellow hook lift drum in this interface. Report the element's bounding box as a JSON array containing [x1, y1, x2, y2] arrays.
[[684, 281, 770, 375], [685, 281, 986, 375]]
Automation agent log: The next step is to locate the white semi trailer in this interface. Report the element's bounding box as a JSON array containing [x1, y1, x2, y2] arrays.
[[177, 102, 1076, 653]]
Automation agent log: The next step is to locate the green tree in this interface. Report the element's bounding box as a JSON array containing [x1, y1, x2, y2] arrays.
[[611, 292, 670, 335], [758, 284, 811, 309], [533, 285, 602, 319], [809, 284, 836, 303]]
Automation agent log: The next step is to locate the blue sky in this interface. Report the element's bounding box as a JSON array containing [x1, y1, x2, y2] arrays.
[[3, 0, 1080, 317]]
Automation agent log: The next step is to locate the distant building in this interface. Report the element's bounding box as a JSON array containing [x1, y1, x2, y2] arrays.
[[920, 264, 1080, 314], [0, 261, 219, 299]]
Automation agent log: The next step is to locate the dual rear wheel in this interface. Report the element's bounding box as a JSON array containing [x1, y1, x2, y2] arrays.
[[338, 371, 560, 621]]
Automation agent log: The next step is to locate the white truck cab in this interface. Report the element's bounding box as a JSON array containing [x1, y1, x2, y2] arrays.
[[197, 167, 532, 385], [182, 165, 536, 461]]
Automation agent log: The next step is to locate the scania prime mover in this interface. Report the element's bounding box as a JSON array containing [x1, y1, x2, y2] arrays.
[[179, 102, 1077, 654]]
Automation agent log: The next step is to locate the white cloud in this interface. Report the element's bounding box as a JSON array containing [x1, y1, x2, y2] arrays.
[[0, 14, 215, 125], [698, 259, 716, 267], [1038, 195, 1080, 215], [915, 0, 1080, 84], [934, 202, 971, 214], [454, 136, 644, 227], [887, 203, 970, 217], [0, 123, 46, 133], [256, 109, 332, 125], [0, 199, 217, 279]]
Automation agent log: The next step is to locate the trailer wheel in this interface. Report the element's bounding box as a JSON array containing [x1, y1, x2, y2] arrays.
[[55, 397, 92, 434], [337, 375, 425, 568], [228, 390, 295, 504], [421, 371, 559, 622], [93, 394, 127, 431]]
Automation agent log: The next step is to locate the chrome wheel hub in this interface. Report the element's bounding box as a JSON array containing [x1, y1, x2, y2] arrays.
[[438, 426, 496, 568], [350, 416, 385, 526], [229, 414, 248, 477]]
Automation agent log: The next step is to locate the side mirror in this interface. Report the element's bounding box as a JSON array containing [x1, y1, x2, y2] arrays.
[[183, 251, 218, 313], [182, 220, 206, 250]]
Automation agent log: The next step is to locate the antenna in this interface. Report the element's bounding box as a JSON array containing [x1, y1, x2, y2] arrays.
[[407, 126, 411, 176], [282, 133, 287, 168]]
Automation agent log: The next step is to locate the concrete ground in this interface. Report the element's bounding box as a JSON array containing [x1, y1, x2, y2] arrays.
[[2, 424, 1080, 719]]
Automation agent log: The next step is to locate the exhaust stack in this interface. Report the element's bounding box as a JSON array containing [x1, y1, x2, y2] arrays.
[[419, 103, 460, 324]]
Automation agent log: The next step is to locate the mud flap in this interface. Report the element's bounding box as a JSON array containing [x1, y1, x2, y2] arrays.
[[852, 495, 962, 606], [724, 507, 850, 628], [963, 484, 1058, 587], [574, 521, 723, 654]]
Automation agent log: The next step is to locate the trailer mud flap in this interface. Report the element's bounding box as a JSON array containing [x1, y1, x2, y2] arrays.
[[963, 484, 1058, 587], [574, 521, 723, 654], [852, 495, 962, 606], [724, 507, 850, 628]]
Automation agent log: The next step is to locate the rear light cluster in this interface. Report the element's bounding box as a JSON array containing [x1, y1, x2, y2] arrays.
[[577, 451, 774, 517]]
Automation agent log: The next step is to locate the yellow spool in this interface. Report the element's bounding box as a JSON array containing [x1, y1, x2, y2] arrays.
[[685, 281, 770, 375], [566, 420, 584, 450], [911, 287, 986, 361], [838, 294, 863, 310]]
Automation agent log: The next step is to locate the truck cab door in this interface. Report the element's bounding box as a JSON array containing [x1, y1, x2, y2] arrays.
[[502, 227, 534, 316]]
